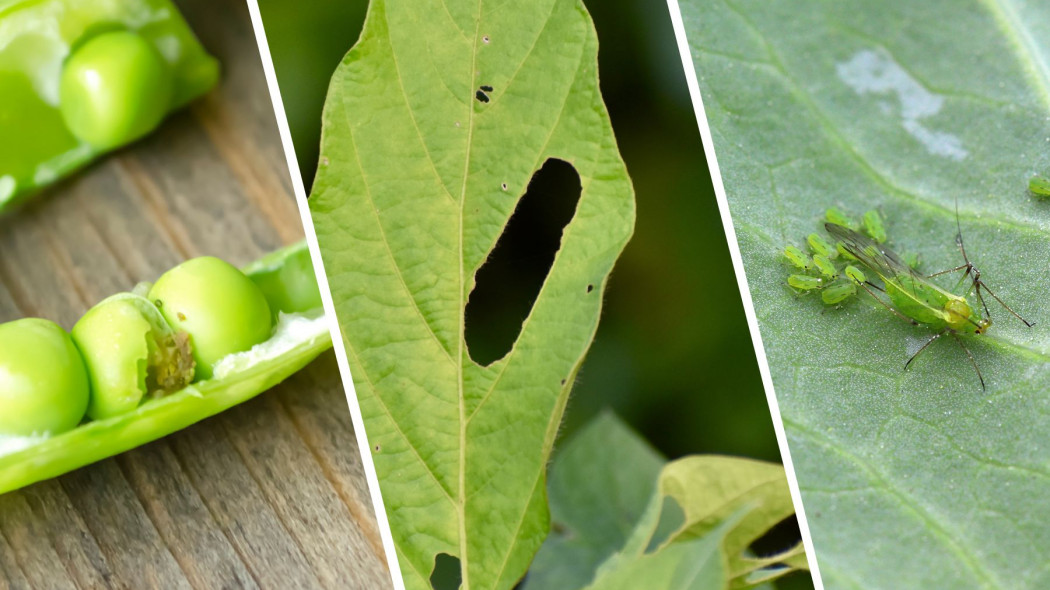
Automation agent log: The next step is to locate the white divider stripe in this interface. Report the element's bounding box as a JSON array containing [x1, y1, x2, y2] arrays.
[[663, 1, 825, 587], [240, 3, 405, 588]]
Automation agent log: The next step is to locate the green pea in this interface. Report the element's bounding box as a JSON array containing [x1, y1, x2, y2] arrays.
[[783, 245, 811, 271], [822, 280, 856, 305], [813, 254, 838, 278], [0, 319, 89, 436], [824, 207, 857, 229], [807, 233, 836, 258], [1030, 175, 1050, 197], [71, 294, 194, 420], [862, 210, 887, 243], [59, 30, 174, 150], [149, 257, 273, 380], [788, 274, 824, 290], [246, 245, 323, 315]]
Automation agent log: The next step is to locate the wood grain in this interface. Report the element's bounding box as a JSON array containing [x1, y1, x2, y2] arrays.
[[0, 0, 390, 588]]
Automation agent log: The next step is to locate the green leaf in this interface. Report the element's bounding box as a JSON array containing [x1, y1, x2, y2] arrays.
[[680, 0, 1050, 587], [523, 412, 666, 590], [308, 1, 635, 588], [525, 413, 805, 590]]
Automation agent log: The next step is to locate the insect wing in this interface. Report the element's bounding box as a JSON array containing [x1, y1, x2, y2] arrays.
[[824, 223, 914, 280]]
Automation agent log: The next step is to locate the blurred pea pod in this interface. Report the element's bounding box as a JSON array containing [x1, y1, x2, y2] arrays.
[[0, 0, 219, 212], [0, 241, 331, 494]]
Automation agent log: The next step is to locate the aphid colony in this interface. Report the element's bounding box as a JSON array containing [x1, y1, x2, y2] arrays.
[[781, 204, 1033, 389], [782, 208, 915, 305]]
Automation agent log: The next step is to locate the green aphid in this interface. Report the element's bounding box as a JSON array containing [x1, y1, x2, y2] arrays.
[[788, 274, 824, 290], [783, 245, 811, 270], [836, 242, 858, 261], [844, 265, 866, 285], [827, 222, 1033, 390], [862, 210, 887, 243], [902, 252, 921, 270], [813, 254, 838, 278], [821, 280, 856, 305], [1029, 175, 1050, 197], [824, 207, 857, 229], [807, 233, 836, 259]]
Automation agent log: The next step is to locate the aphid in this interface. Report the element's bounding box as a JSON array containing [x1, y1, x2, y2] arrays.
[[788, 275, 824, 290], [836, 242, 858, 261], [825, 207, 857, 229], [844, 265, 866, 285], [902, 251, 921, 270], [862, 210, 887, 243], [1029, 175, 1050, 197], [822, 280, 856, 305], [813, 254, 838, 278], [807, 233, 836, 258], [783, 245, 811, 270], [827, 215, 1033, 390]]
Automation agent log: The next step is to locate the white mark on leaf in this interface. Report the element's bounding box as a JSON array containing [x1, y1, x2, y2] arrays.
[[837, 50, 968, 161]]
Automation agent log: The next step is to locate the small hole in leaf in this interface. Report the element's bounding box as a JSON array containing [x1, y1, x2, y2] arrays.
[[482, 35, 490, 44], [430, 553, 462, 590], [465, 159, 582, 366], [373, 444, 381, 452], [586, 284, 594, 293], [749, 515, 804, 560], [475, 89, 490, 103], [501, 183, 508, 191], [560, 379, 567, 386], [480, 85, 493, 92]]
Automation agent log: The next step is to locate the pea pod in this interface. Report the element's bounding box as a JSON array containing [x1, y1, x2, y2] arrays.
[[0, 0, 219, 212], [0, 241, 331, 494]]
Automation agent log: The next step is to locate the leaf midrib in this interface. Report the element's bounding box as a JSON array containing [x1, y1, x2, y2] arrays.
[[455, 3, 484, 586], [981, 0, 1050, 112]]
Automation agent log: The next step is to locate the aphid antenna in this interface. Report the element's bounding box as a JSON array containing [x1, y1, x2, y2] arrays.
[[932, 197, 1034, 328]]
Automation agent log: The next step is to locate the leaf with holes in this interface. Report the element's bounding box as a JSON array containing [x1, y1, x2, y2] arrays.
[[524, 413, 805, 590], [679, 0, 1050, 587], [308, 0, 634, 588]]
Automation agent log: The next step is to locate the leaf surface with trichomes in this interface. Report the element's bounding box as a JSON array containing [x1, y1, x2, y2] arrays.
[[681, 0, 1050, 587]]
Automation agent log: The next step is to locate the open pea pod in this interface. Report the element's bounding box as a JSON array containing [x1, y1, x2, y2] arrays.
[[0, 241, 332, 494], [0, 0, 219, 212]]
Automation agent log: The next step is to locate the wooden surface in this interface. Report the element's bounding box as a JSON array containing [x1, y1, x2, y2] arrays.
[[0, 0, 391, 588]]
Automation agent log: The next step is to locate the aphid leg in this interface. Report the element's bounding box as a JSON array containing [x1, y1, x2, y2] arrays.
[[864, 280, 886, 293], [951, 332, 986, 390], [856, 280, 919, 326], [926, 263, 970, 279], [905, 329, 947, 370], [973, 279, 1035, 327]]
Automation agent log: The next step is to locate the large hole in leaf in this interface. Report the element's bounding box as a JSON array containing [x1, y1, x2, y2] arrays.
[[465, 159, 582, 366], [430, 553, 462, 590]]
